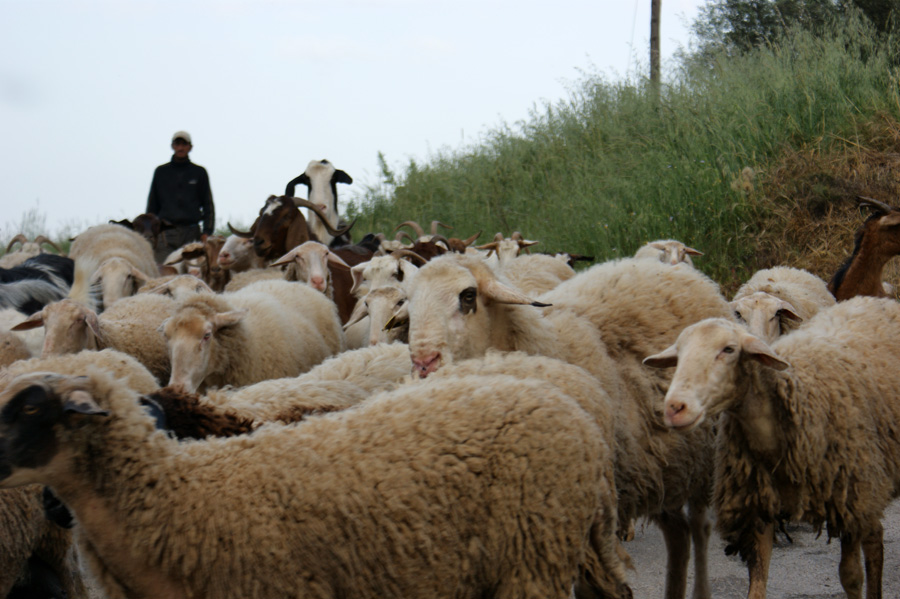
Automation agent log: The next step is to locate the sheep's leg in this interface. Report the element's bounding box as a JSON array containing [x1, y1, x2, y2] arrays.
[[839, 533, 864, 599], [746, 522, 773, 599], [861, 523, 883, 599], [656, 510, 690, 599], [688, 505, 711, 599]]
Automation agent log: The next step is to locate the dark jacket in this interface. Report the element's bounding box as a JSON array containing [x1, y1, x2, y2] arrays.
[[146, 156, 215, 236]]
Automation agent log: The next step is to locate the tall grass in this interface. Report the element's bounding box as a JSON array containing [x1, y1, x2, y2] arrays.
[[347, 12, 900, 286]]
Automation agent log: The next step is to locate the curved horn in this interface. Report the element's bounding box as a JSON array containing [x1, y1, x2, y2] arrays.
[[430, 220, 452, 235], [858, 196, 896, 214], [228, 222, 254, 238], [394, 221, 425, 238], [394, 230, 415, 243], [429, 235, 451, 249], [34, 235, 62, 253], [511, 231, 523, 241], [392, 249, 428, 266], [291, 198, 354, 237], [474, 241, 500, 252], [5, 233, 28, 253], [461, 231, 481, 247]]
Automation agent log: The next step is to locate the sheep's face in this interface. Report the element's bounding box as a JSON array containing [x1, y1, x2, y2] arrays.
[[730, 292, 801, 344], [0, 373, 108, 488], [142, 275, 214, 302], [91, 257, 151, 309], [19, 300, 101, 357], [217, 235, 259, 272], [644, 319, 789, 431], [406, 255, 542, 378], [363, 286, 408, 346], [162, 306, 245, 393]]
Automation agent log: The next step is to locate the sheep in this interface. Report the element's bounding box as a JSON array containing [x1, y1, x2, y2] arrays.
[[67, 224, 159, 311], [348, 250, 423, 298], [0, 235, 63, 269], [12, 295, 176, 382], [475, 231, 539, 265], [161, 278, 344, 392], [730, 266, 835, 343], [828, 196, 900, 300], [0, 308, 44, 358], [137, 274, 215, 301], [634, 239, 703, 267], [0, 349, 158, 599], [343, 285, 409, 346], [284, 159, 354, 247], [404, 253, 731, 599], [222, 267, 283, 292], [216, 234, 267, 272], [0, 362, 631, 599], [164, 236, 229, 291], [498, 252, 577, 296], [643, 296, 900, 599], [0, 254, 75, 315], [0, 330, 31, 368]]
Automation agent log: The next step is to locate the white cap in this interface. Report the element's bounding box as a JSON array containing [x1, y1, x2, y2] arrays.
[[171, 130, 192, 144]]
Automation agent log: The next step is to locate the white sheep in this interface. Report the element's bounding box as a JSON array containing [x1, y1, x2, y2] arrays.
[[404, 253, 731, 599], [730, 266, 836, 343], [137, 273, 215, 301], [216, 234, 267, 272], [343, 285, 409, 347], [12, 294, 176, 383], [643, 296, 900, 599], [270, 241, 356, 324], [67, 224, 159, 311], [498, 252, 576, 296], [161, 279, 344, 392], [0, 330, 31, 368], [0, 363, 630, 599], [634, 239, 703, 267], [0, 307, 44, 358]]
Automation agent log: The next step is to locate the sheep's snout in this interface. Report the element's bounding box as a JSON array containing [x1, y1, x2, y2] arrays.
[[664, 397, 699, 430], [310, 276, 326, 292], [412, 352, 441, 379]]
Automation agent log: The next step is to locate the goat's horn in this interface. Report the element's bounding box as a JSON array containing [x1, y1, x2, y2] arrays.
[[6, 233, 28, 252], [291, 198, 354, 237], [511, 231, 523, 241], [474, 241, 500, 251], [462, 231, 481, 246], [430, 235, 450, 248], [34, 235, 62, 253], [392, 249, 428, 266], [394, 230, 415, 243], [228, 223, 254, 238], [431, 220, 452, 235], [858, 196, 897, 213], [394, 221, 425, 237]]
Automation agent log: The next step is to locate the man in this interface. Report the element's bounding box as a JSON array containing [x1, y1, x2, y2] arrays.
[[146, 130, 215, 262]]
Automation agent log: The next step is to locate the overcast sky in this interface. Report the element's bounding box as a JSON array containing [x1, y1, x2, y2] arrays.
[[2, 0, 705, 237]]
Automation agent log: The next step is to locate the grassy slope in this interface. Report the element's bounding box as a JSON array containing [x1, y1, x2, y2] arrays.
[[347, 14, 900, 293]]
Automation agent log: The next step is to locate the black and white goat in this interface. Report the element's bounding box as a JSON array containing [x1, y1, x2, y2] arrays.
[[284, 159, 353, 248], [0, 254, 75, 315]]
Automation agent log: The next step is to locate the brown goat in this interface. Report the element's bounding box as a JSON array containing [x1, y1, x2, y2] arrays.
[[828, 196, 900, 301], [228, 195, 353, 263]]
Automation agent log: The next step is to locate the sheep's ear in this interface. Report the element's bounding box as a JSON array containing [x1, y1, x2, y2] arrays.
[[684, 246, 703, 256], [740, 334, 790, 370], [349, 265, 366, 296], [644, 344, 679, 368], [11, 312, 45, 331], [776, 300, 802, 323], [333, 169, 353, 185], [326, 251, 350, 269], [481, 279, 551, 308], [84, 310, 104, 342], [63, 389, 110, 421], [343, 301, 369, 330], [130, 267, 151, 287], [213, 309, 247, 330]]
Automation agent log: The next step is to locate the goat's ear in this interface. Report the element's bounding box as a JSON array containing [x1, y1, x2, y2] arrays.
[[740, 334, 790, 370], [213, 309, 248, 330], [297, 173, 311, 186], [880, 212, 900, 227], [12, 312, 45, 331], [644, 344, 679, 368], [159, 218, 176, 231], [333, 169, 353, 185], [110, 218, 132, 228]]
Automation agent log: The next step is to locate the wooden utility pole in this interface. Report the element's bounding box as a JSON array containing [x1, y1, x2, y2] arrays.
[[650, 0, 661, 99]]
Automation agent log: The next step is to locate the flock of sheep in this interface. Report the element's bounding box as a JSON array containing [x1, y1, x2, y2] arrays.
[[1, 158, 900, 599]]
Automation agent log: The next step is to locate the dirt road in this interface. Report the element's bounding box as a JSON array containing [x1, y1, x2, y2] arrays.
[[624, 501, 900, 598]]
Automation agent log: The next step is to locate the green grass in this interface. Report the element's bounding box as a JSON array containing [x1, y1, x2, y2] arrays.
[[347, 11, 900, 287]]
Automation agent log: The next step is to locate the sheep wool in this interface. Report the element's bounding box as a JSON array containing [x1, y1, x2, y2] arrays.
[[0, 365, 628, 599]]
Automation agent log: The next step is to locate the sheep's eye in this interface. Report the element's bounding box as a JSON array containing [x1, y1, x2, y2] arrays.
[[459, 287, 477, 315], [22, 405, 39, 415], [733, 311, 745, 322], [202, 332, 212, 342], [722, 346, 735, 354]]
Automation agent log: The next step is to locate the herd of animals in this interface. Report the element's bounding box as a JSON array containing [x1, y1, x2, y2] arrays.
[[1, 158, 900, 599]]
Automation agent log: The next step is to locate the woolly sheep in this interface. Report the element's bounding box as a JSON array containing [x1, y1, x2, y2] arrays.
[[730, 266, 835, 343], [137, 274, 215, 301], [161, 279, 343, 392], [0, 331, 31, 368], [404, 254, 727, 599], [0, 308, 43, 359], [0, 363, 630, 599], [644, 297, 900, 598], [13, 295, 176, 382], [271, 241, 356, 324], [633, 239, 703, 267], [343, 285, 409, 347], [67, 224, 158, 311], [0, 349, 157, 599], [216, 234, 267, 272], [222, 267, 282, 292], [498, 252, 576, 296]]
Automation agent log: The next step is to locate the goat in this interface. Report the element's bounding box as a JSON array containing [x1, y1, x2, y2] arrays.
[[109, 213, 175, 254], [1, 235, 63, 269], [828, 196, 900, 300], [284, 159, 354, 247]]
